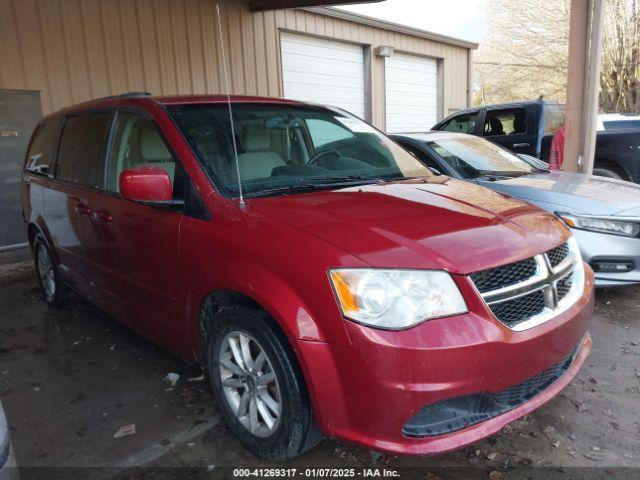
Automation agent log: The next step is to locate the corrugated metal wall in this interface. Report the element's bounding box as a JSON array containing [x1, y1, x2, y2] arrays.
[[0, 0, 470, 129]]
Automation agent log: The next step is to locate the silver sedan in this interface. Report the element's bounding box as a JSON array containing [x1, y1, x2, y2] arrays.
[[0, 401, 16, 480], [393, 131, 640, 287]]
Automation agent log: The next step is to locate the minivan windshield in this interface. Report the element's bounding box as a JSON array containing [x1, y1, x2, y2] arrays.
[[427, 136, 535, 179], [168, 103, 431, 198]]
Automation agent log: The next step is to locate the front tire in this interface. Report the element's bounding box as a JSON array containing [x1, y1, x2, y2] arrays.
[[206, 305, 320, 460], [33, 234, 67, 309]]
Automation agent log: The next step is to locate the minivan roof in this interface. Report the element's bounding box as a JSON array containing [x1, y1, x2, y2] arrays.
[[41, 94, 309, 121]]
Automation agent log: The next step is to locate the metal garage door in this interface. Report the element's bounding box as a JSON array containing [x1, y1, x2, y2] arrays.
[[385, 53, 438, 133], [280, 32, 365, 118]]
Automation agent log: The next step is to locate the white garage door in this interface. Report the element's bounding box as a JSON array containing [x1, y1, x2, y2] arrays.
[[385, 53, 438, 133], [280, 32, 365, 118]]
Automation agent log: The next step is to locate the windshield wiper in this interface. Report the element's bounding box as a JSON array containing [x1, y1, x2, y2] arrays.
[[243, 179, 375, 198], [307, 175, 423, 184]]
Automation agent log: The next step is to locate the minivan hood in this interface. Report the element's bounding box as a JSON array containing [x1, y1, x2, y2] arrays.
[[477, 171, 640, 216], [252, 178, 569, 274]]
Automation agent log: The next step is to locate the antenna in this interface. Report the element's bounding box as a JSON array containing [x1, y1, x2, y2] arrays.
[[216, 2, 245, 209]]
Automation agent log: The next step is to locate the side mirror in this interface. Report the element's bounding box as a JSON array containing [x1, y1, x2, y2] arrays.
[[119, 166, 173, 203]]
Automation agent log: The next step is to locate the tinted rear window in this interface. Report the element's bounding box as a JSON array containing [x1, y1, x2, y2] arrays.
[[603, 119, 640, 130], [26, 118, 61, 176], [57, 113, 113, 188]]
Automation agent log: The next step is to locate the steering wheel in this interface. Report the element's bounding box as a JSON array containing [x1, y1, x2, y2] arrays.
[[307, 149, 341, 166]]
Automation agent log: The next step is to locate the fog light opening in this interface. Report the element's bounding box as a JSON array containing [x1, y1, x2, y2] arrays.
[[590, 259, 635, 273]]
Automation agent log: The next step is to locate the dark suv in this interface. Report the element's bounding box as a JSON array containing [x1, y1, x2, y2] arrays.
[[22, 93, 593, 460]]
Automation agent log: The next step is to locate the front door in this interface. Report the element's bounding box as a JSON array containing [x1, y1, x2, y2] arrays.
[[94, 111, 183, 342], [0, 90, 42, 247]]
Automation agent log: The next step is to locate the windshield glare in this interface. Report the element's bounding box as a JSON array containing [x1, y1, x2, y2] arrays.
[[168, 103, 431, 197], [427, 136, 534, 179]]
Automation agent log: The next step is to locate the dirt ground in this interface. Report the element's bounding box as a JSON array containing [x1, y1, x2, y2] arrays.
[[0, 252, 639, 480]]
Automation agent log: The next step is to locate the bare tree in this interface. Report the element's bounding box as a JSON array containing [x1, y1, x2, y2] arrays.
[[474, 0, 640, 113], [474, 0, 570, 105], [600, 0, 640, 112]]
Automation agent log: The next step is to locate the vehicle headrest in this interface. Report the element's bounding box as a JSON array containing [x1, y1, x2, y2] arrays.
[[489, 117, 504, 133], [513, 116, 526, 133], [140, 127, 172, 162], [242, 124, 271, 152]]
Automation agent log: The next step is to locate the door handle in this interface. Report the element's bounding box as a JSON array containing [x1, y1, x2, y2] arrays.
[[513, 143, 530, 148], [93, 210, 113, 223], [75, 203, 92, 215]]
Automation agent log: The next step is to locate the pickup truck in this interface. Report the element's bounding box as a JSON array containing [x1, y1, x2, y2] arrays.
[[432, 99, 640, 183]]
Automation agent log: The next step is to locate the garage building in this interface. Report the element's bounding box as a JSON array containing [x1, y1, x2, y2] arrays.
[[0, 0, 477, 248]]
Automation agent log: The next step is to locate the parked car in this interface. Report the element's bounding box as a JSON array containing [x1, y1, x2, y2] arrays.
[[393, 131, 640, 287], [23, 94, 593, 460], [432, 99, 640, 183], [0, 400, 16, 480]]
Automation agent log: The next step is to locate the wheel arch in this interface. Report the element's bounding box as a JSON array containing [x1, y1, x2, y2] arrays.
[[593, 158, 632, 181], [27, 221, 60, 264], [196, 287, 326, 429]]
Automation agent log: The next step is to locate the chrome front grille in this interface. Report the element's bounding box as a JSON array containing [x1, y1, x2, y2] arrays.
[[470, 258, 538, 293], [470, 241, 584, 331], [547, 243, 570, 268], [489, 289, 547, 328]]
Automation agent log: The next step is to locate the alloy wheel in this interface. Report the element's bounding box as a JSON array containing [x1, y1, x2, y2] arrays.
[[37, 243, 56, 300], [218, 331, 282, 438]]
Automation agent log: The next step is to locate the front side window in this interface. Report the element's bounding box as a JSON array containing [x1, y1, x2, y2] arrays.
[[107, 113, 177, 193], [440, 113, 478, 134], [427, 136, 534, 179], [484, 109, 527, 136], [26, 118, 60, 176], [57, 113, 113, 188], [168, 103, 431, 198]]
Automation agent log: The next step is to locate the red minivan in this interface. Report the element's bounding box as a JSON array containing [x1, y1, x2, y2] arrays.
[[22, 93, 594, 460]]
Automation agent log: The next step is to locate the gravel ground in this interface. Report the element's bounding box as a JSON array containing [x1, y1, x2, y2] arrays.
[[0, 255, 639, 480]]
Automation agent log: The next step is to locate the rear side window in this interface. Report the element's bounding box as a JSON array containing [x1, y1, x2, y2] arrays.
[[484, 109, 527, 136], [26, 118, 60, 176], [440, 113, 478, 134], [57, 113, 113, 189]]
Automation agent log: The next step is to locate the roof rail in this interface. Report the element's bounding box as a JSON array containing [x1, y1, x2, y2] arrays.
[[93, 92, 152, 101]]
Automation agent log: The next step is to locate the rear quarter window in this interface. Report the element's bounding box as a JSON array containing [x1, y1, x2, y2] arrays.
[[57, 112, 113, 189], [25, 118, 61, 176]]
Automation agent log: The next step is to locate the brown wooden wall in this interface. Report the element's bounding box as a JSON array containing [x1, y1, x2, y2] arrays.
[[0, 0, 471, 128]]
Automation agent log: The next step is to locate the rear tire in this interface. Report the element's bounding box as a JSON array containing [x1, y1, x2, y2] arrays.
[[205, 305, 320, 460], [33, 234, 67, 309]]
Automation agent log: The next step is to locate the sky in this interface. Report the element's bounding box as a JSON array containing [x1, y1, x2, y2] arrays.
[[336, 0, 485, 43]]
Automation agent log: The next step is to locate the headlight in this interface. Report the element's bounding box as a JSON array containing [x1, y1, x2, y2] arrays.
[[558, 213, 640, 238], [329, 269, 467, 330]]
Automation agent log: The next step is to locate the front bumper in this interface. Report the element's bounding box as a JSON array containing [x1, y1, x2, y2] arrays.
[[572, 227, 640, 286], [297, 267, 594, 455]]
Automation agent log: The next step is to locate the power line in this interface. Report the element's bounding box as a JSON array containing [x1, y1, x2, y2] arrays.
[[474, 61, 640, 68], [473, 61, 566, 68]]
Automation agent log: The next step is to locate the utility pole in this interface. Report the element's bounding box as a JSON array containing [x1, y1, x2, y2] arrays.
[[563, 0, 605, 174]]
